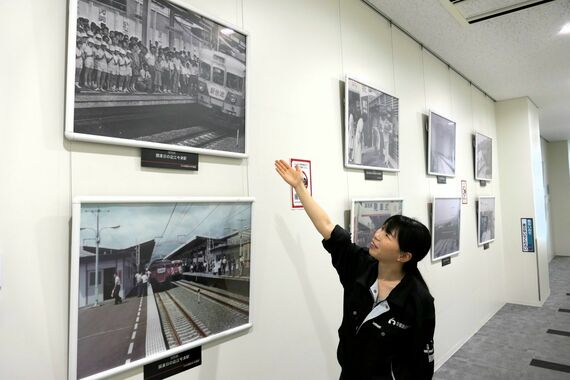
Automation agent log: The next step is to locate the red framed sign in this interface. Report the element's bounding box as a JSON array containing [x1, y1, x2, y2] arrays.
[[290, 158, 312, 209]]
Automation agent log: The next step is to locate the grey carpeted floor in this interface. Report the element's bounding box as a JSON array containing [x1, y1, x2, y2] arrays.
[[434, 256, 570, 380]]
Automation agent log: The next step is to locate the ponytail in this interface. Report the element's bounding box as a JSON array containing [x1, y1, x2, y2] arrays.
[[404, 261, 428, 289]]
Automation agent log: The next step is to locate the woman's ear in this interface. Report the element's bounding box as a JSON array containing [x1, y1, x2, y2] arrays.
[[398, 252, 412, 263]]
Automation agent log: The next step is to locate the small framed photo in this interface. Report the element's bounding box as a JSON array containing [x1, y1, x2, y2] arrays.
[[428, 111, 456, 177], [351, 198, 403, 247], [344, 76, 399, 171], [432, 197, 461, 261], [475, 132, 492, 181], [478, 196, 495, 245], [69, 196, 253, 379], [66, 0, 248, 158]]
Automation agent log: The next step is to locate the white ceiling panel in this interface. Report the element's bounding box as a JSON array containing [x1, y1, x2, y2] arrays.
[[366, 0, 570, 141]]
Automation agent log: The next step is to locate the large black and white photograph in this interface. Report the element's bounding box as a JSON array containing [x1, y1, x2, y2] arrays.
[[475, 132, 492, 181], [66, 0, 247, 157], [351, 198, 403, 247], [69, 197, 253, 379], [478, 196, 495, 245], [345, 76, 399, 171], [432, 197, 461, 261], [428, 111, 456, 177]]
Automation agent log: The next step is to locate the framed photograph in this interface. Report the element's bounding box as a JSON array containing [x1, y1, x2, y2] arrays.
[[65, 0, 248, 158], [351, 198, 403, 247], [431, 197, 461, 261], [344, 76, 399, 171], [290, 158, 312, 209], [475, 132, 492, 181], [478, 196, 495, 245], [69, 196, 253, 379], [427, 111, 456, 177]]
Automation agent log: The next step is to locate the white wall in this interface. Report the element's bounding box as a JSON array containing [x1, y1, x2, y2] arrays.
[[546, 141, 570, 256], [0, 0, 521, 379], [495, 98, 550, 306], [540, 138, 555, 263]]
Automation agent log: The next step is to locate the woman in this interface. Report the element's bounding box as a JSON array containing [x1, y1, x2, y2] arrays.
[[275, 159, 435, 379]]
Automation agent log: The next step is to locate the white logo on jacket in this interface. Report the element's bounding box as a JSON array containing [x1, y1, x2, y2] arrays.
[[388, 318, 410, 329]]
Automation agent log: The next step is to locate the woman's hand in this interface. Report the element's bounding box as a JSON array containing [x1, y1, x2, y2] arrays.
[[275, 159, 304, 189], [274, 159, 334, 239]]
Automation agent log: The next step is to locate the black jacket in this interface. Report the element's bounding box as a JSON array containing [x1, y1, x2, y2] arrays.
[[323, 225, 435, 380]]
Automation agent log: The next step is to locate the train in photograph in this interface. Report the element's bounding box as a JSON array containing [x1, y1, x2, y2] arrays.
[[148, 259, 183, 291], [197, 49, 246, 122]]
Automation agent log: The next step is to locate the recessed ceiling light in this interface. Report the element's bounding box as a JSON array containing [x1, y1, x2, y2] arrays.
[[220, 28, 235, 35], [559, 23, 570, 34]]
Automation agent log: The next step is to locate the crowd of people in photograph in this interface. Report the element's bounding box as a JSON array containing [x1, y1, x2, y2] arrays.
[[186, 254, 249, 277], [75, 17, 200, 95]]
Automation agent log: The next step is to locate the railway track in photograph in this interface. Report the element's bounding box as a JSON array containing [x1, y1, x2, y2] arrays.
[[138, 126, 237, 150], [154, 280, 249, 348], [173, 279, 249, 316], [154, 290, 210, 349]]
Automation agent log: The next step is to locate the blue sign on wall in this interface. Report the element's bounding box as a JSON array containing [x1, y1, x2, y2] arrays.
[[521, 218, 535, 252]]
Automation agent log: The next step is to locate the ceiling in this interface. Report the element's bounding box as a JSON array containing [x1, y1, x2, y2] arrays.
[[365, 0, 570, 141]]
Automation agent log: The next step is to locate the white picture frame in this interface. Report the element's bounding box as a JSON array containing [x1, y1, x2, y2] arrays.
[[431, 197, 461, 261], [65, 0, 249, 158], [427, 111, 456, 177], [474, 132, 492, 181], [477, 196, 495, 245], [344, 76, 399, 171], [350, 198, 403, 247], [69, 196, 254, 379]]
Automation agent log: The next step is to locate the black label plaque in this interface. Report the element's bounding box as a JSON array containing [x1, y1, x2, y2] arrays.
[[483, 243, 490, 250], [441, 257, 451, 267], [144, 346, 201, 380], [436, 176, 447, 184], [141, 148, 198, 171], [364, 170, 383, 181], [479, 180, 487, 187]]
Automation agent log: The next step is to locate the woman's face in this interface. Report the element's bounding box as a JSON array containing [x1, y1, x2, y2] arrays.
[[368, 227, 402, 262]]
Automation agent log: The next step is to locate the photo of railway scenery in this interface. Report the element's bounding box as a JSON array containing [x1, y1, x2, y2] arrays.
[[351, 199, 403, 247], [428, 111, 456, 177], [66, 0, 247, 157], [70, 199, 252, 379], [432, 197, 461, 261]]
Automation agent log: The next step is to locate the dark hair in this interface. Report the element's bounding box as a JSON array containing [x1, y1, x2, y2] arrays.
[[382, 215, 431, 288]]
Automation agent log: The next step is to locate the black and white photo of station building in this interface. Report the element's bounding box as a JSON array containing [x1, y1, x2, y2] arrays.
[[345, 77, 399, 171], [67, 0, 247, 156], [71, 200, 252, 379]]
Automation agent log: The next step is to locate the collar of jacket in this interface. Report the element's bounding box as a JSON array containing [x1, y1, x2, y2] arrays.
[[354, 259, 415, 308]]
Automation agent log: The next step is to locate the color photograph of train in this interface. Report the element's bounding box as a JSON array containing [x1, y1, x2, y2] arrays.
[[148, 258, 183, 290], [70, 197, 253, 380]]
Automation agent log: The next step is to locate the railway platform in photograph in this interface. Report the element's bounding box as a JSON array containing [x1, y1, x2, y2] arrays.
[[75, 92, 198, 109], [77, 294, 148, 378], [183, 271, 250, 297]]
